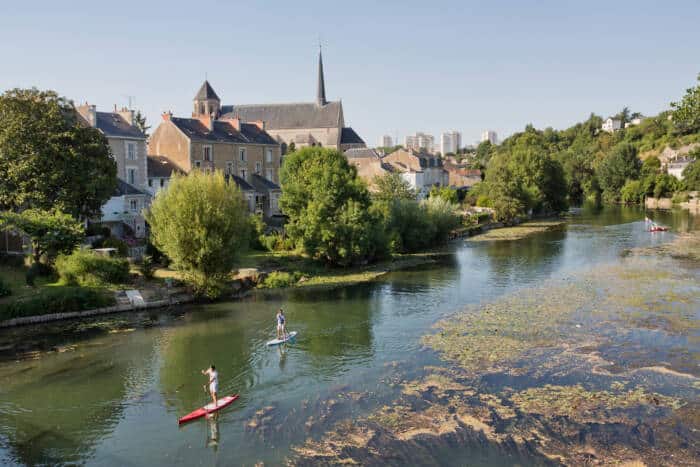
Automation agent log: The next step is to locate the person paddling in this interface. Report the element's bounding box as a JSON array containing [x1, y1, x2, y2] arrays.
[[276, 308, 288, 341], [202, 365, 218, 407]]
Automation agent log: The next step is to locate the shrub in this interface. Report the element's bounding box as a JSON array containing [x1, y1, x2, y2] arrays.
[[671, 191, 689, 204], [259, 271, 302, 289], [0, 277, 11, 298], [653, 174, 679, 199], [100, 237, 129, 257], [476, 195, 492, 207], [55, 249, 130, 286], [140, 255, 156, 280], [0, 254, 26, 268], [260, 233, 279, 252], [0, 287, 115, 320], [620, 179, 645, 204]]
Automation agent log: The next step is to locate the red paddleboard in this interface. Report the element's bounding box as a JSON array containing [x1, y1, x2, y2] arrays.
[[178, 394, 239, 425]]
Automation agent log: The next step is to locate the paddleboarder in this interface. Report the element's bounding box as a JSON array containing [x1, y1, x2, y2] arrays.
[[276, 308, 288, 341], [202, 365, 218, 406]]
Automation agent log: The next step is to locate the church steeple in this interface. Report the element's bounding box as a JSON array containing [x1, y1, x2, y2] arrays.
[[317, 47, 327, 106], [193, 80, 221, 118]]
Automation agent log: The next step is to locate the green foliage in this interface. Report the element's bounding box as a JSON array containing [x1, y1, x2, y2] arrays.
[[670, 74, 700, 135], [280, 147, 382, 266], [0, 277, 11, 298], [373, 172, 415, 202], [0, 88, 117, 218], [55, 249, 130, 286], [0, 208, 84, 264], [429, 186, 458, 204], [259, 271, 302, 288], [641, 156, 661, 177], [140, 255, 155, 280], [653, 173, 679, 199], [0, 287, 115, 320], [597, 143, 641, 202], [145, 170, 250, 297], [383, 197, 460, 253], [671, 191, 689, 204], [620, 179, 645, 204], [134, 110, 150, 136], [248, 214, 267, 250], [100, 237, 129, 257], [682, 158, 700, 191]]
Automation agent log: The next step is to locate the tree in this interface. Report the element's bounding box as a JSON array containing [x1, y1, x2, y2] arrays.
[[0, 88, 117, 218], [653, 173, 679, 199], [134, 110, 150, 136], [279, 147, 382, 266], [429, 186, 458, 204], [0, 209, 84, 264], [670, 74, 700, 135], [373, 172, 415, 203], [145, 171, 250, 297], [620, 180, 645, 204], [682, 158, 700, 191], [597, 143, 641, 202]]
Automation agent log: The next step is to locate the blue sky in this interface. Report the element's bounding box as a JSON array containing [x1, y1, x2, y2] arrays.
[[1, 0, 699, 147]]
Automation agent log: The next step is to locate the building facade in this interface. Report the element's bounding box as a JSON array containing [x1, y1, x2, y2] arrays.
[[602, 118, 622, 133], [345, 148, 392, 192], [76, 104, 150, 238], [404, 132, 435, 153], [146, 155, 183, 196], [380, 135, 393, 148], [440, 130, 461, 155], [480, 130, 498, 145], [382, 148, 448, 198]]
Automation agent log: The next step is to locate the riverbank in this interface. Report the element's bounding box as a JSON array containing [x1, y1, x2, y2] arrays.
[[465, 219, 566, 242]]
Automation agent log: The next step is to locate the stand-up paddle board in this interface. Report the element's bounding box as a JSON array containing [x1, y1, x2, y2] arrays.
[[266, 331, 297, 346], [178, 394, 239, 425]]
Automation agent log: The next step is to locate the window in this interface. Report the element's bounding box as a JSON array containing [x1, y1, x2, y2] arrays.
[[127, 142, 136, 160], [129, 199, 138, 211], [239, 147, 247, 162], [225, 161, 234, 175], [203, 145, 212, 161], [194, 160, 202, 168], [160, 179, 165, 187], [148, 179, 153, 187], [266, 148, 273, 163], [265, 168, 274, 181], [239, 168, 247, 179], [127, 168, 136, 185], [255, 161, 261, 174]]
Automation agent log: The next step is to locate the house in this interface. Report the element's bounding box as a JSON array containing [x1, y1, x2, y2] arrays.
[[76, 103, 150, 238], [249, 174, 282, 218], [625, 117, 643, 128], [443, 158, 482, 188], [382, 148, 449, 198], [226, 174, 256, 212], [218, 50, 365, 152], [668, 157, 694, 180], [344, 148, 393, 192], [100, 180, 151, 238], [147, 155, 183, 196], [602, 118, 622, 133]]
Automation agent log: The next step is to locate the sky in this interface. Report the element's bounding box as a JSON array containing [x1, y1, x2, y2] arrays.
[[1, 0, 699, 148]]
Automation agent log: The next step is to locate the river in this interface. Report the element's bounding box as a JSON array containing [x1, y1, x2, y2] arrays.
[[0, 206, 698, 466]]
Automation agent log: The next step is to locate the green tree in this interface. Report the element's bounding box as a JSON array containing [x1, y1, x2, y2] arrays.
[[134, 110, 150, 136], [682, 159, 700, 191], [429, 186, 458, 204], [373, 172, 415, 203], [280, 147, 383, 266], [597, 143, 641, 202], [620, 179, 645, 204], [652, 173, 679, 199], [0, 209, 84, 265], [0, 88, 117, 218], [145, 171, 250, 297], [670, 74, 700, 135]]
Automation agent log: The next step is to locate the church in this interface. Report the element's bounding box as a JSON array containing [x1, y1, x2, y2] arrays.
[[192, 50, 366, 153]]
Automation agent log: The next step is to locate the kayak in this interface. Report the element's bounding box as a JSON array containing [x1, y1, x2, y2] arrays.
[[649, 227, 668, 232], [178, 394, 239, 425], [266, 331, 298, 346]]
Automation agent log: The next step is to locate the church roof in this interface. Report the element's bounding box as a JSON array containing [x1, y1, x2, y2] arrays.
[[194, 80, 220, 101], [340, 127, 365, 145], [169, 117, 278, 145], [220, 101, 342, 130]]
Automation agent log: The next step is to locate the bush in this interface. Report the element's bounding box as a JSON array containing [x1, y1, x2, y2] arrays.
[[476, 195, 492, 207], [671, 191, 690, 204], [620, 179, 645, 204], [55, 249, 130, 286], [0, 277, 11, 298], [0, 287, 115, 320], [100, 237, 129, 257], [140, 255, 156, 280], [653, 174, 679, 199], [259, 271, 302, 289], [0, 254, 26, 268]]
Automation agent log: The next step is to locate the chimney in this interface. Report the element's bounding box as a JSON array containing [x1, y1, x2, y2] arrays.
[[161, 111, 173, 121], [254, 120, 265, 131], [196, 113, 215, 131], [118, 108, 135, 127], [222, 115, 241, 131], [77, 103, 97, 127]]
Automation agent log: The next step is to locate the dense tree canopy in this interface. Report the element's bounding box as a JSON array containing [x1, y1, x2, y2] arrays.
[[146, 171, 250, 297], [0, 88, 117, 218], [597, 143, 641, 202], [671, 74, 700, 135], [373, 172, 415, 203]]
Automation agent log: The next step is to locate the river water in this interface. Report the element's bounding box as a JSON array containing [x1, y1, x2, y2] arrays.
[[0, 206, 698, 466]]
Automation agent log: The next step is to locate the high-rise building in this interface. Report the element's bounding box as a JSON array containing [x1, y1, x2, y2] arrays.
[[481, 130, 498, 145], [380, 135, 393, 147], [404, 132, 435, 153], [440, 130, 461, 155]]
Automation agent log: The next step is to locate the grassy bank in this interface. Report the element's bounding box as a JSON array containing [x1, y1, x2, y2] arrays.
[[466, 220, 566, 242]]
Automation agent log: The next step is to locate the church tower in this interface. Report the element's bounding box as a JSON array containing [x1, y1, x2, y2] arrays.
[[193, 80, 221, 118], [317, 48, 327, 107]]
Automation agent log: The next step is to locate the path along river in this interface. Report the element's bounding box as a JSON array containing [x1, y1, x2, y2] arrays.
[[0, 206, 698, 466]]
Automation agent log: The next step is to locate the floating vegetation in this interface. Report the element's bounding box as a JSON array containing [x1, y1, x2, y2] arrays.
[[467, 220, 565, 242], [631, 232, 700, 262]]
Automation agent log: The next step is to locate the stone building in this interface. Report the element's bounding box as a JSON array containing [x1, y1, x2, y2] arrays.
[[218, 50, 365, 152], [382, 148, 448, 198], [345, 148, 393, 192]]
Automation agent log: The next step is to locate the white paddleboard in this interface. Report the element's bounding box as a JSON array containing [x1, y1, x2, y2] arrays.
[[266, 331, 297, 346]]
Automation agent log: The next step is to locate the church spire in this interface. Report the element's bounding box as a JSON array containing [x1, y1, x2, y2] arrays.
[[317, 46, 327, 106]]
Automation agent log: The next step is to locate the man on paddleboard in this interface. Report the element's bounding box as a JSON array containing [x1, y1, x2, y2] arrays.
[[276, 308, 288, 340], [202, 365, 218, 406]]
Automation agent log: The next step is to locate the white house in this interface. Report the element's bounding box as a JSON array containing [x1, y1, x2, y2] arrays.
[[602, 118, 623, 133], [100, 180, 151, 238], [668, 157, 694, 180], [382, 148, 449, 198]]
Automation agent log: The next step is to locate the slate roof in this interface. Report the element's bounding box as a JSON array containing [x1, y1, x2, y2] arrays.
[[194, 80, 220, 101], [344, 148, 381, 158], [147, 156, 183, 178], [250, 173, 281, 192], [226, 174, 255, 192], [220, 101, 342, 130], [96, 112, 146, 139], [340, 127, 365, 145], [170, 117, 278, 145], [115, 179, 150, 197]]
